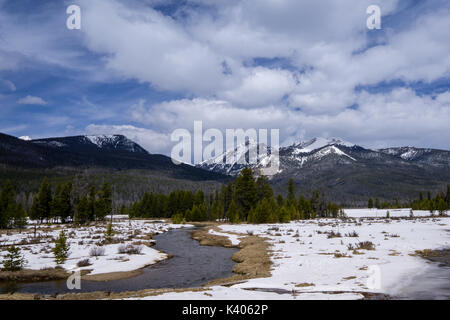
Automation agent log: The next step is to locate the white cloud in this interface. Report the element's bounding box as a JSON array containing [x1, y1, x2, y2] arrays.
[[17, 95, 48, 105], [1, 0, 450, 150]]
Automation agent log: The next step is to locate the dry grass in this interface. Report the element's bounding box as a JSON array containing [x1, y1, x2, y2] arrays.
[[0, 268, 69, 282], [295, 282, 315, 287], [195, 226, 272, 286]]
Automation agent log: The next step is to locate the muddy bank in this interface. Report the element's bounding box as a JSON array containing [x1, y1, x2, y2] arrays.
[[191, 224, 272, 286]]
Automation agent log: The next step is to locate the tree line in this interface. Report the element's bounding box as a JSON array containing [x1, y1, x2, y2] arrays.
[[0, 177, 112, 229], [128, 168, 343, 223], [367, 185, 450, 214]]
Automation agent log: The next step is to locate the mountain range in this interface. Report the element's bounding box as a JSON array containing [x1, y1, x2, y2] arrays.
[[197, 137, 450, 203], [0, 132, 227, 181], [0, 133, 449, 205]]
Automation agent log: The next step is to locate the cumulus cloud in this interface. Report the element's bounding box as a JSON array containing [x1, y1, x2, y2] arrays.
[[1, 0, 449, 151], [17, 95, 48, 105]]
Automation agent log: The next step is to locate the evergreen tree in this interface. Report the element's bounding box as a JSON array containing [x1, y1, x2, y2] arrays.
[[0, 180, 16, 228], [234, 168, 257, 220], [437, 198, 447, 216], [276, 194, 284, 207], [254, 198, 271, 223], [95, 182, 112, 220], [279, 206, 291, 223], [35, 178, 52, 223], [375, 198, 380, 209], [368, 198, 374, 209], [226, 199, 239, 223], [51, 182, 73, 223], [105, 222, 114, 241], [87, 186, 96, 221], [75, 196, 90, 224], [12, 203, 27, 229], [1, 245, 26, 271], [53, 230, 70, 264], [255, 176, 273, 201], [288, 204, 300, 221], [287, 178, 297, 207]]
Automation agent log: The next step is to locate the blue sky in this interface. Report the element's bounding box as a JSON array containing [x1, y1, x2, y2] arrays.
[[0, 0, 449, 156]]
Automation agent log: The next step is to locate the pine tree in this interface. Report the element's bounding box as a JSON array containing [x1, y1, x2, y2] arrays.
[[75, 196, 90, 224], [13, 203, 27, 229], [279, 206, 291, 223], [254, 198, 271, 223], [276, 194, 284, 207], [226, 199, 239, 223], [234, 168, 257, 220], [0, 180, 16, 229], [255, 176, 273, 201], [1, 245, 26, 271], [287, 178, 297, 207], [88, 186, 96, 221], [95, 182, 112, 220], [375, 198, 380, 209], [437, 198, 447, 216], [51, 182, 73, 223], [368, 198, 374, 209], [105, 222, 114, 241], [53, 230, 70, 264], [38, 178, 53, 223]]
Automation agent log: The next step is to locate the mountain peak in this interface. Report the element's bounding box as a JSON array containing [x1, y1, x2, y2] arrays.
[[32, 134, 149, 155], [291, 137, 354, 154]]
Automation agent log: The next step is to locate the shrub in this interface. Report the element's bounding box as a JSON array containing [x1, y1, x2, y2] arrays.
[[356, 241, 376, 250], [1, 245, 26, 271], [327, 230, 342, 238], [117, 244, 142, 255], [89, 246, 105, 257], [171, 213, 184, 224], [77, 258, 92, 267], [345, 231, 359, 237], [53, 231, 70, 264]]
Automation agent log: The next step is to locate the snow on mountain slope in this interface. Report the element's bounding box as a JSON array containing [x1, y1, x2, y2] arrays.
[[292, 145, 356, 167], [291, 137, 354, 154], [198, 137, 357, 176]]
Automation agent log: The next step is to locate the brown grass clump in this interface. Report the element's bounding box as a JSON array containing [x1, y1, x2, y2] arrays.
[[0, 268, 69, 282], [295, 283, 315, 287], [191, 228, 234, 247]]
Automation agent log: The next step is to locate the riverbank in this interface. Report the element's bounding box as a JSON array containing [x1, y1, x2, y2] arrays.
[[0, 219, 190, 283]]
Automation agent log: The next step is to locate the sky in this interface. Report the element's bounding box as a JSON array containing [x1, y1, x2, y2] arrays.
[[0, 0, 449, 157]]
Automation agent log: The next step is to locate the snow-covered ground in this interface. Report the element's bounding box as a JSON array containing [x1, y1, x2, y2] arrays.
[[136, 212, 449, 300], [208, 229, 242, 246], [344, 208, 436, 218], [0, 220, 191, 276]]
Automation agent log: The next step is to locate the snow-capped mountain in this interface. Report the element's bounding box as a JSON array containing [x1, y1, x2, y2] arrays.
[[378, 146, 450, 167], [0, 132, 227, 182], [32, 134, 149, 154], [196, 137, 450, 203], [197, 137, 359, 176], [198, 139, 274, 176]]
